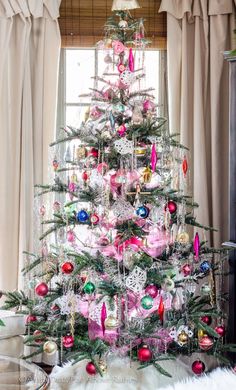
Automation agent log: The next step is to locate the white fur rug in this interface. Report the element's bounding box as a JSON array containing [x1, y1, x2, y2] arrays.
[[49, 356, 236, 390]]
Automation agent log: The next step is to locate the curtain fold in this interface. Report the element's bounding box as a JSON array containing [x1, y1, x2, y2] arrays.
[[0, 0, 61, 291], [159, 0, 236, 246]]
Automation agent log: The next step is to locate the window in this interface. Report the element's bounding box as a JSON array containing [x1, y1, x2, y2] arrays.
[[57, 48, 167, 134]]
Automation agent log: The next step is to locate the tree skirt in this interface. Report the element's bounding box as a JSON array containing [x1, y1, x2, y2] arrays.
[[49, 357, 236, 390]]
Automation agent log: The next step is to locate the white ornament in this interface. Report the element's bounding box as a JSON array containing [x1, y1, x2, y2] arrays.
[[112, 198, 134, 219], [57, 291, 80, 315], [126, 266, 147, 293], [119, 20, 128, 29], [114, 137, 134, 155], [90, 169, 104, 189], [119, 70, 135, 87], [112, 0, 140, 11]]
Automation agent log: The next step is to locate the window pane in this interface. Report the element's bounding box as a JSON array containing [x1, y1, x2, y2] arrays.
[[66, 105, 89, 128], [66, 49, 95, 104]]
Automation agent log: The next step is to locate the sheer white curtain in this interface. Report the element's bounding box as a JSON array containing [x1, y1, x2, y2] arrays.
[[0, 0, 61, 291], [159, 0, 236, 246]]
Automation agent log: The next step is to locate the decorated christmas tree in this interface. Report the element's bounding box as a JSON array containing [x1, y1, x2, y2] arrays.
[[2, 3, 236, 379]]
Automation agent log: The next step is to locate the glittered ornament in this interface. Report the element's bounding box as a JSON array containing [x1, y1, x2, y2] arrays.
[[105, 315, 120, 330], [200, 315, 212, 326], [215, 325, 226, 337], [26, 315, 37, 324], [201, 284, 211, 295], [86, 362, 97, 375], [99, 360, 107, 374], [138, 345, 152, 362], [177, 331, 188, 345], [199, 335, 214, 351], [192, 360, 205, 375], [136, 205, 149, 219], [182, 263, 192, 277], [76, 146, 87, 160], [145, 284, 158, 298], [141, 295, 154, 310], [61, 262, 74, 274], [35, 282, 48, 297], [200, 260, 211, 273], [142, 167, 152, 183], [43, 340, 57, 355], [77, 210, 89, 222], [176, 232, 189, 244], [165, 200, 177, 214], [63, 335, 74, 348], [83, 281, 96, 294], [90, 213, 99, 225]]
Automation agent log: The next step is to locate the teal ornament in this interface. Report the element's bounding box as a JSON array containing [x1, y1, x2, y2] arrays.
[[83, 281, 96, 294], [200, 261, 211, 273], [136, 205, 149, 219], [141, 295, 154, 310], [77, 210, 89, 222]]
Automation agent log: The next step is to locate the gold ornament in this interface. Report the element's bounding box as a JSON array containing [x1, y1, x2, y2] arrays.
[[198, 329, 206, 339], [176, 232, 189, 244], [43, 340, 57, 355], [142, 167, 152, 183], [99, 359, 107, 374], [84, 107, 90, 122], [177, 331, 188, 345], [76, 146, 87, 160], [105, 315, 120, 330], [134, 147, 146, 156]]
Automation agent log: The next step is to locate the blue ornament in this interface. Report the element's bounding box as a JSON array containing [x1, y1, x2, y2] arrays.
[[77, 210, 89, 222], [200, 261, 211, 273], [136, 205, 149, 219]]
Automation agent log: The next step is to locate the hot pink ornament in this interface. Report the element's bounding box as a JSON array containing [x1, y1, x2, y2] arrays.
[[145, 284, 159, 298], [117, 124, 127, 137], [67, 229, 75, 243], [112, 40, 125, 54], [101, 302, 107, 335], [194, 232, 200, 261], [128, 48, 135, 72], [182, 263, 192, 277], [68, 182, 76, 193], [63, 335, 74, 348], [151, 144, 157, 172], [118, 63, 126, 73], [143, 100, 155, 112]]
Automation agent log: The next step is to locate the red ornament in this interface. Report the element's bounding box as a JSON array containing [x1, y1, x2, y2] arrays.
[[63, 335, 74, 348], [82, 171, 89, 181], [165, 200, 177, 214], [35, 282, 48, 297], [200, 315, 212, 326], [33, 330, 44, 344], [86, 362, 97, 375], [61, 262, 74, 274], [192, 360, 205, 375], [215, 325, 226, 337], [87, 148, 98, 158], [182, 264, 192, 277], [158, 296, 165, 322], [199, 335, 214, 351], [138, 345, 152, 362], [182, 156, 188, 176], [90, 213, 99, 225], [145, 284, 158, 298], [26, 315, 37, 324]]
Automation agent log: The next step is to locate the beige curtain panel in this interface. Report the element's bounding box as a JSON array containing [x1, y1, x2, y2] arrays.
[[0, 0, 61, 291], [160, 0, 236, 246]]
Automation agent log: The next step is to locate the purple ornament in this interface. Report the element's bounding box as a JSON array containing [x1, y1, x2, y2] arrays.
[[145, 284, 159, 298]]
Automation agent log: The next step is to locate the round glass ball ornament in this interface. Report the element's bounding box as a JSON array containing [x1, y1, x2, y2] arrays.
[[105, 315, 120, 330], [141, 295, 154, 310], [136, 205, 149, 219], [77, 210, 89, 222], [61, 262, 74, 274], [200, 315, 212, 326], [198, 335, 214, 351], [165, 200, 177, 214], [200, 260, 211, 273], [161, 277, 175, 292], [145, 284, 159, 298], [138, 345, 152, 362], [192, 360, 205, 375], [182, 263, 192, 277], [25, 315, 37, 324], [118, 20, 128, 29], [86, 362, 97, 375], [33, 330, 44, 344], [62, 335, 74, 348], [215, 325, 226, 337], [35, 282, 48, 297], [90, 213, 99, 225], [178, 330, 189, 345], [43, 340, 57, 355], [83, 281, 96, 294]]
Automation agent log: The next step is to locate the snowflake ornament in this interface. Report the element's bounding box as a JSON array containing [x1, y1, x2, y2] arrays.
[[57, 291, 80, 315], [169, 325, 193, 347], [112, 198, 134, 219], [90, 169, 104, 189], [114, 137, 134, 155], [119, 70, 135, 87], [125, 266, 147, 293]]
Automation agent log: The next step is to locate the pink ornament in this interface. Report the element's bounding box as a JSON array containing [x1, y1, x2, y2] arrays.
[[143, 100, 155, 112], [128, 48, 135, 72], [150, 144, 157, 172], [67, 229, 75, 243], [63, 335, 74, 348], [101, 302, 107, 335], [112, 40, 125, 54], [39, 205, 46, 216], [182, 263, 192, 277], [53, 201, 61, 212], [215, 325, 226, 337], [117, 124, 127, 137], [35, 282, 48, 297], [90, 106, 102, 119], [68, 182, 76, 192], [90, 214, 99, 225], [26, 315, 37, 324], [97, 162, 108, 175], [133, 32, 144, 40], [145, 284, 159, 298], [194, 232, 200, 261], [118, 63, 126, 73]]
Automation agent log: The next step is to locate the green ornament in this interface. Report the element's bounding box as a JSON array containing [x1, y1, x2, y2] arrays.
[[83, 281, 96, 294], [141, 295, 154, 310]]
